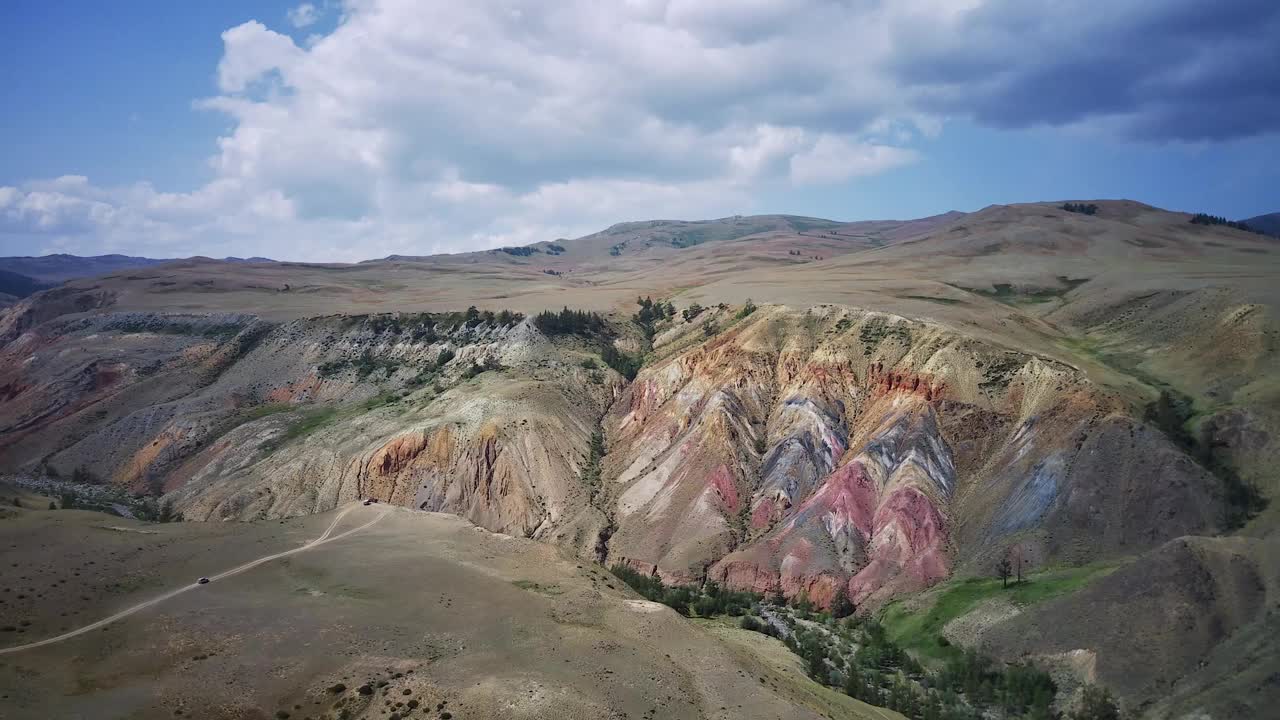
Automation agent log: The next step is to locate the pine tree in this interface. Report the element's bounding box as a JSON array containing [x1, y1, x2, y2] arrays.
[[997, 557, 1012, 588], [831, 585, 855, 619]]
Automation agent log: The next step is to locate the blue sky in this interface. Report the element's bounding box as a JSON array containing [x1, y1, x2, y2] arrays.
[[2, 1, 1278, 261]]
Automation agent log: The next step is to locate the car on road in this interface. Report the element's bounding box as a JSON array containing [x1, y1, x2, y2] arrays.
[[197, 577, 210, 584]]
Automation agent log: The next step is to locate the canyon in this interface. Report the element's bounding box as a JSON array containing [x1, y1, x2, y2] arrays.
[[1, 201, 1277, 718]]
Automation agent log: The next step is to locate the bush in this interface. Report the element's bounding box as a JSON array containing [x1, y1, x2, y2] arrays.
[[317, 358, 351, 377], [581, 428, 604, 487], [600, 342, 641, 380], [736, 298, 757, 320], [460, 357, 503, 380], [1061, 202, 1099, 215], [497, 245, 537, 256], [1072, 685, 1121, 720], [740, 615, 762, 632]]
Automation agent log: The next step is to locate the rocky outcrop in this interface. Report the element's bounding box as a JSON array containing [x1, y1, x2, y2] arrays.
[[0, 301, 1228, 609], [601, 306, 1221, 606]]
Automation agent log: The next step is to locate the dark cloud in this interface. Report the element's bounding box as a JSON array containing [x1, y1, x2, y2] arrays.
[[892, 0, 1280, 140]]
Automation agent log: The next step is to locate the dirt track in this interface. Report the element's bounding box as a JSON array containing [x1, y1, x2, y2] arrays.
[[0, 503, 385, 655]]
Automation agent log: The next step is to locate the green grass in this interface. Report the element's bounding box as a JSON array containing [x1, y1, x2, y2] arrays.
[[898, 295, 965, 306], [879, 562, 1121, 662], [283, 407, 340, 439], [948, 276, 1089, 307], [258, 391, 407, 454]]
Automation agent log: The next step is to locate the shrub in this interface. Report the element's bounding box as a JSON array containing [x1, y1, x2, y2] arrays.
[[1072, 685, 1121, 720], [1061, 202, 1099, 215], [460, 358, 503, 380], [317, 358, 348, 378], [496, 245, 537, 256], [581, 428, 604, 487], [600, 343, 641, 380]]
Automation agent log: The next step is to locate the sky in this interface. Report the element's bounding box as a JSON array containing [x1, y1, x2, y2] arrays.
[[1, 0, 1278, 262]]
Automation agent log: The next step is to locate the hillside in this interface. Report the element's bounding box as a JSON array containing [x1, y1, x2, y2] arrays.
[[1243, 211, 1280, 237], [0, 268, 51, 300], [1, 200, 1277, 719]]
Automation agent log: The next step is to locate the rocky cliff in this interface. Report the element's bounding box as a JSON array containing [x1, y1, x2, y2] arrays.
[[599, 306, 1221, 606]]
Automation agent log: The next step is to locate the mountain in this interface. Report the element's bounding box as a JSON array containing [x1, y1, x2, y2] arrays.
[[0, 253, 279, 289], [1243, 211, 1280, 237], [1, 200, 1276, 719], [0, 253, 172, 284]]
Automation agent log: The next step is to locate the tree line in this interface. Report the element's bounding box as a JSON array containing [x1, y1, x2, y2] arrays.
[[1189, 213, 1264, 235], [611, 562, 1121, 720]]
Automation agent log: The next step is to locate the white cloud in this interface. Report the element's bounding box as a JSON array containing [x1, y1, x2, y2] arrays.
[[8, 0, 1264, 261], [790, 137, 919, 185], [286, 3, 320, 29], [4, 1, 932, 261], [215, 21, 304, 93]]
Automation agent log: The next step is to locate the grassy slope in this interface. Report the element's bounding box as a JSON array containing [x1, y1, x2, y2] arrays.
[[879, 562, 1123, 662]]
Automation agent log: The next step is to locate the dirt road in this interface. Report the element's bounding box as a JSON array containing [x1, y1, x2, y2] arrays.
[[0, 504, 386, 655]]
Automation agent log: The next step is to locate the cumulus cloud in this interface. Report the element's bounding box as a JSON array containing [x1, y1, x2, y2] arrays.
[[790, 138, 919, 185], [286, 3, 320, 29], [3, 0, 1276, 260]]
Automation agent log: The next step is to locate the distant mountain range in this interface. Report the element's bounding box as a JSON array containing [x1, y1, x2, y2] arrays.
[[0, 253, 275, 304]]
